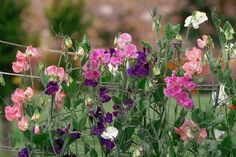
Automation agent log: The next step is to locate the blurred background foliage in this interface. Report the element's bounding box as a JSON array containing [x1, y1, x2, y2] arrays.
[[0, 0, 29, 107], [46, 0, 90, 39]]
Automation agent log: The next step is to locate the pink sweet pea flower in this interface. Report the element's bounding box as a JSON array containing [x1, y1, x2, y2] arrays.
[[25, 46, 39, 57], [123, 43, 138, 59], [11, 88, 26, 104], [12, 51, 29, 73], [5, 106, 16, 121], [117, 33, 132, 48], [164, 72, 195, 109], [12, 61, 29, 73], [185, 47, 202, 61], [83, 69, 101, 80], [18, 117, 28, 131], [24, 87, 33, 99], [55, 91, 65, 111], [182, 60, 202, 77], [16, 51, 27, 62], [5, 104, 22, 121], [175, 119, 207, 142], [90, 49, 110, 65], [44, 65, 58, 76], [44, 65, 68, 82], [197, 35, 208, 49]]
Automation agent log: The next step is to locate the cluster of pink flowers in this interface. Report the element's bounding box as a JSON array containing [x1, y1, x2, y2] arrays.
[[12, 46, 39, 73], [82, 33, 138, 82], [182, 47, 203, 77], [164, 72, 196, 109], [5, 87, 33, 131], [175, 119, 207, 142], [44, 65, 68, 82], [182, 35, 208, 76]]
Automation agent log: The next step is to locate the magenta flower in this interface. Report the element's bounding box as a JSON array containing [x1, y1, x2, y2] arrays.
[[164, 72, 196, 109]]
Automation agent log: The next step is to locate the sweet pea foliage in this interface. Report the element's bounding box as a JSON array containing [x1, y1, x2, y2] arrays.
[[2, 9, 236, 157]]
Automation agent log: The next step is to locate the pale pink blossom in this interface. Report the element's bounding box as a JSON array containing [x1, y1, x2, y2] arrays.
[[117, 33, 132, 48], [11, 88, 26, 104], [44, 65, 68, 82], [25, 46, 39, 57], [5, 106, 16, 121], [5, 105, 22, 121], [24, 87, 33, 99], [44, 65, 58, 76], [175, 119, 207, 142], [197, 35, 208, 49], [12, 61, 29, 73], [56, 91, 65, 111], [185, 47, 202, 61], [182, 60, 202, 76], [123, 43, 138, 59], [18, 117, 28, 131], [12, 51, 29, 73], [16, 51, 27, 62]]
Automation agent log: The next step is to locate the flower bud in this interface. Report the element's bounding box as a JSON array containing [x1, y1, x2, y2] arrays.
[[31, 111, 40, 121], [85, 97, 93, 107], [64, 37, 73, 49], [32, 124, 40, 134]]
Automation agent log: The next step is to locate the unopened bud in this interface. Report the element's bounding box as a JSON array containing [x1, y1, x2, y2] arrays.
[[32, 124, 40, 134], [31, 111, 40, 121], [85, 97, 93, 107], [64, 37, 73, 49]]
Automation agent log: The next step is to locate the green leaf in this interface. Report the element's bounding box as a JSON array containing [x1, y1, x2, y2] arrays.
[[112, 96, 122, 104], [33, 133, 49, 145], [227, 110, 236, 128], [206, 52, 216, 72], [81, 34, 91, 52], [138, 78, 147, 90], [165, 23, 180, 40], [169, 141, 176, 157], [223, 21, 234, 41], [174, 108, 188, 127], [220, 136, 232, 156], [77, 112, 87, 131], [141, 41, 153, 50], [191, 108, 214, 128], [90, 148, 98, 157]]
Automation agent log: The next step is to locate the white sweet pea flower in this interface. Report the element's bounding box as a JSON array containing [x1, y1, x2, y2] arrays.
[[101, 126, 118, 141], [108, 64, 118, 76], [184, 11, 208, 29], [212, 84, 229, 106], [214, 129, 225, 141]]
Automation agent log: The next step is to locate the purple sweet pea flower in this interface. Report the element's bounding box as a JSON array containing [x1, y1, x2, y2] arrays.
[[105, 112, 113, 123], [91, 122, 105, 135], [16, 147, 29, 157], [84, 79, 98, 87], [127, 49, 150, 77], [45, 81, 59, 95], [99, 87, 111, 103], [69, 131, 81, 140], [100, 138, 115, 151], [53, 139, 64, 154]]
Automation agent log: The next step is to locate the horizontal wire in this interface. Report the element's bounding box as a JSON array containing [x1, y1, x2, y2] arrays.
[[0, 39, 76, 56]]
